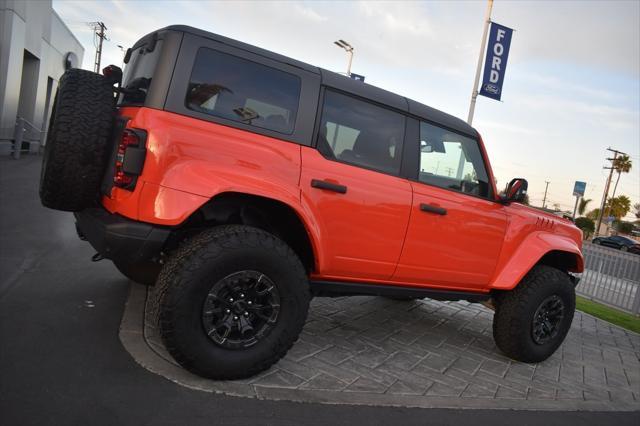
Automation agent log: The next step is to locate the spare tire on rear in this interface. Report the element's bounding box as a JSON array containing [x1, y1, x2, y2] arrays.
[[40, 69, 115, 212]]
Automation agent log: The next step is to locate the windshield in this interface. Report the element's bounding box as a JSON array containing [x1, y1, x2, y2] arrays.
[[118, 39, 164, 105]]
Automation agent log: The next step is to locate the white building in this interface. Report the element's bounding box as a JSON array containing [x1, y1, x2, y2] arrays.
[[0, 0, 84, 155]]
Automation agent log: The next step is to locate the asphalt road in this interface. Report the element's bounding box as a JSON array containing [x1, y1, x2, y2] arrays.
[[1, 156, 638, 426]]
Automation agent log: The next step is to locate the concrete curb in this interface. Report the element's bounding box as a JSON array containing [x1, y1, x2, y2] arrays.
[[119, 282, 639, 411]]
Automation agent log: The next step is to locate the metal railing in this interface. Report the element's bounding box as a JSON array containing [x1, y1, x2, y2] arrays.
[[578, 242, 640, 315], [7, 117, 45, 159]]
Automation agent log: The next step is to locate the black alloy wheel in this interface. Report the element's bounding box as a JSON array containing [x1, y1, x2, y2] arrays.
[[531, 295, 565, 345], [202, 270, 280, 349]]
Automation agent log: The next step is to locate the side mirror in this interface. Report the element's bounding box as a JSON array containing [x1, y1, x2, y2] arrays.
[[503, 178, 528, 203]]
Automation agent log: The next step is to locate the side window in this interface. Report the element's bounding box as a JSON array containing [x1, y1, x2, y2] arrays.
[[119, 40, 164, 105], [418, 121, 491, 198], [185, 48, 301, 134], [318, 90, 405, 175]]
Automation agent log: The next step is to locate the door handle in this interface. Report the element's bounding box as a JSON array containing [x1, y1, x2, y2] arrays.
[[311, 179, 347, 194], [420, 203, 447, 215]]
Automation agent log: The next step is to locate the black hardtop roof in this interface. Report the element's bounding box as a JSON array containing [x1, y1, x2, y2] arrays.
[[146, 25, 476, 137]]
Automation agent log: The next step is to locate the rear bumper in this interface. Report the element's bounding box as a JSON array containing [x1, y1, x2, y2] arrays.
[[74, 207, 170, 264]]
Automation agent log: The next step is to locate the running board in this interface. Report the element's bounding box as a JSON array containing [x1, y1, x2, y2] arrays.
[[309, 280, 490, 303]]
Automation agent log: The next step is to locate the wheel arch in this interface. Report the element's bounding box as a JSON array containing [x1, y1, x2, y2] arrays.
[[490, 232, 584, 291], [179, 191, 320, 273]]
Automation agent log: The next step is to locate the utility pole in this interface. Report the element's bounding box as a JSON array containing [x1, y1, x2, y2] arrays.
[[595, 148, 628, 237], [88, 22, 108, 73], [542, 181, 550, 208], [467, 0, 494, 125]]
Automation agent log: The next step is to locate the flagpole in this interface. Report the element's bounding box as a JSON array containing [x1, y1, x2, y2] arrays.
[[467, 0, 494, 125]]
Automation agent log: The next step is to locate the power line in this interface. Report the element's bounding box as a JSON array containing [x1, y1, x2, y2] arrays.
[[87, 22, 108, 73]]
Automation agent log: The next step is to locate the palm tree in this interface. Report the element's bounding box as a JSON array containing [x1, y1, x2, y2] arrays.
[[603, 155, 631, 220], [606, 195, 632, 219], [610, 155, 632, 202], [578, 198, 591, 216]]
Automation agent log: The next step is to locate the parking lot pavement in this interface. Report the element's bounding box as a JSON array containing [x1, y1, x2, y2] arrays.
[[1, 156, 639, 426]]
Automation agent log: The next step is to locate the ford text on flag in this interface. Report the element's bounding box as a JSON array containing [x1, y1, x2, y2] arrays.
[[479, 22, 513, 101]]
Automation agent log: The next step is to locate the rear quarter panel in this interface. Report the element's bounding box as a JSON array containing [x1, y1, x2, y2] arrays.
[[105, 107, 306, 224]]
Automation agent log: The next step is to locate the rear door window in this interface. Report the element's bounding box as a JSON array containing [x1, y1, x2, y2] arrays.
[[186, 48, 301, 134], [317, 90, 405, 175]]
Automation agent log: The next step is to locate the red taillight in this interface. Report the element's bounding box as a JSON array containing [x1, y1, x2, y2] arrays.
[[113, 129, 140, 188]]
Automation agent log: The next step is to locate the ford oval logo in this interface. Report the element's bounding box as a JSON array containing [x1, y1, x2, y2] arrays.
[[483, 83, 500, 95]]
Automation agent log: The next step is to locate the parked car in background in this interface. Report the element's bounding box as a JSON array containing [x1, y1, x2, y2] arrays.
[[592, 235, 640, 254]]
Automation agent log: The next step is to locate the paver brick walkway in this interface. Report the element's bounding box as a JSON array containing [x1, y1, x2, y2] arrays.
[[120, 283, 640, 410]]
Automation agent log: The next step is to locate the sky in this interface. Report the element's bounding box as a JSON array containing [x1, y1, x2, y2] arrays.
[[53, 0, 640, 220]]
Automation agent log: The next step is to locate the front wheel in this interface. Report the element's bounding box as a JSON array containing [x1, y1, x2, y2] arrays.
[[492, 265, 575, 363], [151, 225, 310, 380]]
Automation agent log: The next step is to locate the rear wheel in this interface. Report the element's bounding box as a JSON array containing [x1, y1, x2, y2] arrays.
[[151, 225, 310, 379], [39, 69, 115, 211], [492, 265, 575, 363]]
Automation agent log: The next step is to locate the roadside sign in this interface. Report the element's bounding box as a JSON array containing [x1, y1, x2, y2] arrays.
[[479, 22, 513, 101], [573, 181, 586, 197], [350, 73, 365, 82]]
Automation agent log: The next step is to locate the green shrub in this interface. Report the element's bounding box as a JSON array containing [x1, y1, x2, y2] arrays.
[[575, 217, 595, 238]]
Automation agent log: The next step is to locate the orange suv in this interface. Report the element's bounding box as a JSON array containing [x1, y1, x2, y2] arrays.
[[40, 26, 583, 380]]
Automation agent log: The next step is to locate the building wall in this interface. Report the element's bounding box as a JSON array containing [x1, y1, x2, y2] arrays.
[[0, 0, 84, 154]]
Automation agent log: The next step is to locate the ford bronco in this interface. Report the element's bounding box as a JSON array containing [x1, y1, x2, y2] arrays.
[[40, 26, 583, 380]]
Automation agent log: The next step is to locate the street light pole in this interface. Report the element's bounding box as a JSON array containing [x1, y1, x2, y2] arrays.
[[117, 44, 126, 69], [542, 181, 550, 209], [572, 196, 580, 221], [334, 39, 354, 77], [467, 0, 494, 125]]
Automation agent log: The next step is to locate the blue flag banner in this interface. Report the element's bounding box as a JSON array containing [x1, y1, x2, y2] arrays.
[[479, 22, 513, 101]]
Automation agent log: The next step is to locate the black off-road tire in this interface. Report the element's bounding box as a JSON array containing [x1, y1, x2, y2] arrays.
[[40, 68, 115, 212], [113, 260, 160, 286], [492, 265, 575, 363], [151, 225, 310, 380]]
